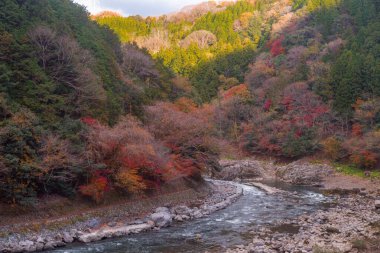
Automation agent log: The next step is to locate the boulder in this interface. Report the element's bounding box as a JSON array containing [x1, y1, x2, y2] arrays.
[[171, 205, 192, 216], [19, 240, 36, 252], [62, 232, 74, 243], [78, 232, 103, 243], [43, 240, 57, 250], [155, 207, 170, 213], [191, 210, 203, 219], [276, 161, 333, 185], [216, 160, 268, 180], [150, 209, 172, 228]]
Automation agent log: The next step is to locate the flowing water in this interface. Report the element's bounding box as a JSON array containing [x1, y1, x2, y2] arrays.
[[48, 181, 331, 253]]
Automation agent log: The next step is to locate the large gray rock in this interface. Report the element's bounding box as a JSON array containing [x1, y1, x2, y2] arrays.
[[62, 232, 74, 243], [154, 207, 170, 213], [276, 161, 333, 185], [216, 160, 269, 180], [171, 205, 192, 216], [150, 207, 172, 228]]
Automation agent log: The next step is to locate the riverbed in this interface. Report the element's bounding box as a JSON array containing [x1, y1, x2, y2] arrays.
[[46, 182, 331, 253]]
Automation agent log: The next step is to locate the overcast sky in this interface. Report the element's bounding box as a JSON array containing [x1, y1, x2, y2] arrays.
[[73, 0, 215, 16]]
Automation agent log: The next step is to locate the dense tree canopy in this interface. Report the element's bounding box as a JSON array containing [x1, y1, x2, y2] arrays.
[[1, 0, 379, 205]]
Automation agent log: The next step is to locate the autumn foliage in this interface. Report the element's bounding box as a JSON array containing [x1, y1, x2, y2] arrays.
[[269, 35, 285, 57], [79, 176, 109, 204], [222, 84, 250, 101]]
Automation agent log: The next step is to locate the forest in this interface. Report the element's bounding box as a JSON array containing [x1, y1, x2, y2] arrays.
[[0, 0, 379, 206]]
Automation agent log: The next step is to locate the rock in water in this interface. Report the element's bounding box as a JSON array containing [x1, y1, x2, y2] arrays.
[[150, 207, 172, 228]]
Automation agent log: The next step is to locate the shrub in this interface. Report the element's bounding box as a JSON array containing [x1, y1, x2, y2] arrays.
[[269, 35, 285, 57], [79, 176, 109, 204], [321, 137, 344, 161], [282, 128, 317, 158], [0, 110, 42, 205], [350, 151, 377, 169]]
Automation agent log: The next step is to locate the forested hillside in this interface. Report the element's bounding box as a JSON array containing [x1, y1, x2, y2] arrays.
[[0, 0, 379, 207], [0, 0, 211, 206], [96, 0, 380, 168]]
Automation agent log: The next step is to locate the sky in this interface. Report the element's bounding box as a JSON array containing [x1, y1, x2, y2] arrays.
[[73, 0, 216, 17]]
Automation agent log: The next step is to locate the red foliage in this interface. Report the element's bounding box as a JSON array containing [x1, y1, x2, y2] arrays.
[[263, 99, 272, 111], [269, 35, 285, 57], [350, 150, 377, 169], [351, 123, 362, 137], [81, 117, 99, 126], [79, 176, 109, 203], [163, 154, 199, 181], [282, 96, 294, 111], [295, 129, 303, 138], [258, 136, 281, 153]]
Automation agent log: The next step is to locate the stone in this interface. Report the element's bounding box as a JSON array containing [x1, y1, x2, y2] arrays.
[[108, 221, 117, 227], [216, 160, 268, 180], [192, 210, 203, 219], [150, 210, 172, 228], [19, 240, 36, 252], [35, 242, 45, 251], [174, 215, 183, 222], [375, 200, 380, 209], [155, 207, 170, 213], [171, 205, 192, 216], [62, 232, 74, 243], [43, 241, 56, 250], [87, 218, 101, 228], [276, 161, 333, 185]]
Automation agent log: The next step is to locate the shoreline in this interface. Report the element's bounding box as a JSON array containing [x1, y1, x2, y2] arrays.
[[217, 159, 380, 253], [0, 180, 243, 253], [226, 192, 380, 253]]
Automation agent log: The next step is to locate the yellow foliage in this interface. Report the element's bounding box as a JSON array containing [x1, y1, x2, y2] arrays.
[[321, 137, 343, 161], [115, 169, 146, 193]]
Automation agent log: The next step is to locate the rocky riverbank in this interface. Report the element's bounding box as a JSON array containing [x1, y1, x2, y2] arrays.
[[0, 180, 242, 253], [226, 193, 380, 253], [216, 159, 380, 253]]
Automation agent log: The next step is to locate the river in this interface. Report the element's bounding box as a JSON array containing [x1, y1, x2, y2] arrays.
[[47, 181, 331, 253]]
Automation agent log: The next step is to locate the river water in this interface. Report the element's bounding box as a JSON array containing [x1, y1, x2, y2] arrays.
[[48, 181, 331, 253]]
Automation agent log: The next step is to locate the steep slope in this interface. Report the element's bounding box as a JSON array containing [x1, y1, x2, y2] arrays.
[[0, 0, 211, 206], [95, 0, 380, 170]]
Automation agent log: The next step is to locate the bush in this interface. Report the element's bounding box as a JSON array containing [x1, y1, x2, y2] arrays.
[[282, 128, 317, 158], [79, 176, 109, 204], [321, 137, 344, 161], [350, 151, 377, 169], [0, 110, 42, 205], [0, 111, 81, 205]]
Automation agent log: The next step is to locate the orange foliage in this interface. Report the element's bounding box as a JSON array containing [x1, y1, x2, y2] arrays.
[[174, 97, 197, 112], [145, 102, 219, 178], [350, 151, 377, 169], [114, 169, 146, 193], [222, 84, 250, 101], [81, 116, 169, 201], [79, 176, 108, 203], [351, 123, 362, 137]]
